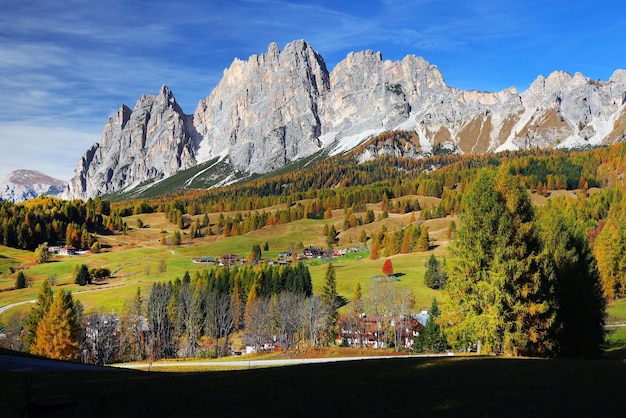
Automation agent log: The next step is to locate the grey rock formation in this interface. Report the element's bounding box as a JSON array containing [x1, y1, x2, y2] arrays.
[[64, 86, 197, 199], [64, 40, 626, 199], [0, 170, 65, 202], [193, 40, 329, 173]]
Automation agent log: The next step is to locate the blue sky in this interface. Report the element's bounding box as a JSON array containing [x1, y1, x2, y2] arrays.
[[1, 0, 625, 181]]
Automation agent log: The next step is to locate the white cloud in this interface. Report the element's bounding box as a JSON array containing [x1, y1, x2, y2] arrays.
[[0, 123, 100, 180]]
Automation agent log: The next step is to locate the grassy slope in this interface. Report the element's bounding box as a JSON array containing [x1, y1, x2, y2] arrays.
[[0, 204, 447, 314]]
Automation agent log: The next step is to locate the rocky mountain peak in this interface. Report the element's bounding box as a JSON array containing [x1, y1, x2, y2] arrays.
[[63, 85, 197, 199], [63, 40, 626, 200]]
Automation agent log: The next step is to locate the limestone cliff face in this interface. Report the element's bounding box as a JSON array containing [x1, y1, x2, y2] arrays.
[[64, 40, 626, 199], [64, 86, 197, 199], [193, 40, 330, 172]]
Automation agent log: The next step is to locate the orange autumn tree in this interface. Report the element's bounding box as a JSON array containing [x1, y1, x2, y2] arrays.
[[382, 258, 394, 276], [31, 289, 81, 361]]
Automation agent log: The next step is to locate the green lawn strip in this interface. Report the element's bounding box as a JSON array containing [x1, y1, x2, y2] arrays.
[[607, 298, 626, 323]]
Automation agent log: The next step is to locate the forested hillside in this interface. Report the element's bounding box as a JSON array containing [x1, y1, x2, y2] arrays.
[[3, 131, 626, 363]]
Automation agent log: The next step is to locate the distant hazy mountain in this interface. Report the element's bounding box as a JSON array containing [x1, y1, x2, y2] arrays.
[[0, 170, 66, 203], [63, 39, 626, 199]]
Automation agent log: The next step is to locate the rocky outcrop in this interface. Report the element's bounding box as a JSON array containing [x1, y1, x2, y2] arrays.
[[193, 40, 330, 172], [64, 40, 626, 199], [64, 86, 197, 199], [0, 170, 65, 202]]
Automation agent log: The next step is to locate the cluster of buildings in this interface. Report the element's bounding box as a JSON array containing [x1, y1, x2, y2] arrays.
[[48, 245, 80, 256], [336, 309, 431, 350], [191, 246, 366, 267]]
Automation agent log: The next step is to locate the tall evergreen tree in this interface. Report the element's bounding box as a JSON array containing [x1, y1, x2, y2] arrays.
[[352, 281, 363, 316], [537, 201, 606, 357], [231, 276, 245, 331], [424, 254, 448, 289], [15, 271, 27, 289], [327, 225, 338, 246], [74, 264, 91, 286], [444, 170, 557, 356], [419, 298, 448, 352], [250, 244, 262, 264], [322, 263, 339, 343]]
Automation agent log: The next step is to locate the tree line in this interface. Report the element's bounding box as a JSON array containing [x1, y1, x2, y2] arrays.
[[0, 196, 110, 251]]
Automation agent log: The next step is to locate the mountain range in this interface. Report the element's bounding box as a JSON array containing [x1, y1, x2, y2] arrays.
[[60, 39, 626, 200], [0, 170, 65, 203]]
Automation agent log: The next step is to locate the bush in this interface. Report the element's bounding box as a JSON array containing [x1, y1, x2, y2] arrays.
[[90, 267, 111, 281]]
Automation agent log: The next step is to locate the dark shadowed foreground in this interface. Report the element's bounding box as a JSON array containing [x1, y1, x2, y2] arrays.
[[1, 354, 626, 417]]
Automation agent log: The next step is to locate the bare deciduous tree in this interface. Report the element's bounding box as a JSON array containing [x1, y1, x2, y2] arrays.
[[205, 292, 234, 357], [118, 289, 147, 362], [146, 283, 175, 360], [174, 280, 206, 358], [271, 292, 304, 350], [84, 312, 119, 365], [242, 296, 272, 352], [300, 296, 329, 348]]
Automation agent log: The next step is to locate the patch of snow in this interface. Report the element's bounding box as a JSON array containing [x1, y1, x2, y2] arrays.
[[195, 136, 223, 164], [330, 128, 384, 156], [395, 118, 418, 132], [589, 108, 624, 145], [184, 150, 230, 187], [495, 141, 519, 152], [210, 172, 241, 189], [319, 131, 338, 148], [555, 134, 587, 149]]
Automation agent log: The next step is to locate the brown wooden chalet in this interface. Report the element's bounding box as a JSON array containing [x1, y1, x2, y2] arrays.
[[338, 315, 422, 350]]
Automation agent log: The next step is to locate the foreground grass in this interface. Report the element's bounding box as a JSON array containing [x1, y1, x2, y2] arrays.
[[2, 355, 626, 417]]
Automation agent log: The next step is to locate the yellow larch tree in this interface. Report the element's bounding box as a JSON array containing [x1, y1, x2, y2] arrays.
[[31, 289, 81, 361]]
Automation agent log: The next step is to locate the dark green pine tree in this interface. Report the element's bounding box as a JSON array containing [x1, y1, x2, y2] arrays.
[[327, 225, 338, 246], [424, 254, 447, 289], [15, 271, 27, 289], [322, 263, 339, 343], [421, 298, 448, 352], [250, 244, 262, 264], [74, 264, 91, 286]]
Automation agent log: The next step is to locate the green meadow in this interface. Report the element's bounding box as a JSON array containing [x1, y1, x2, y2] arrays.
[[0, 210, 443, 314]]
